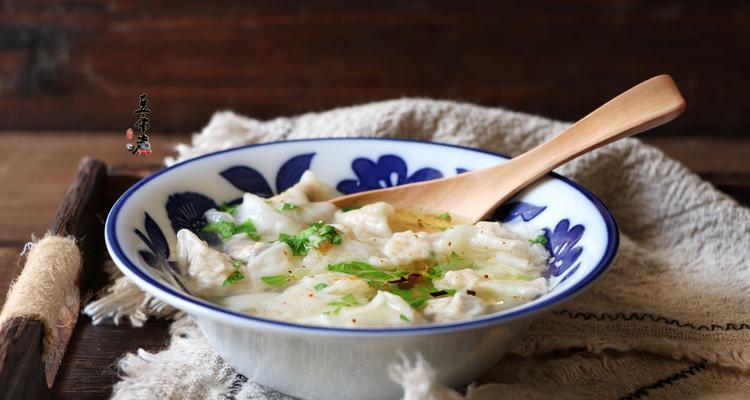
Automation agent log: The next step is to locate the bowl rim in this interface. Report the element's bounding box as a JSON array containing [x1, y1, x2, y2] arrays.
[[106, 137, 619, 336]]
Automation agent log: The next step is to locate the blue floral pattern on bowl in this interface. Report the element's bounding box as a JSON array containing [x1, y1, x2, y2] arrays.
[[219, 153, 315, 198], [495, 201, 584, 280], [142, 152, 584, 281], [543, 220, 584, 280], [336, 155, 443, 194], [134, 212, 192, 293]]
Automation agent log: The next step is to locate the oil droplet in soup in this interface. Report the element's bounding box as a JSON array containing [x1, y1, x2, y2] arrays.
[[389, 208, 460, 232]]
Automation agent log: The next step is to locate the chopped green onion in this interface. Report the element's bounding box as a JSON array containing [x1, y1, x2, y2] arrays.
[[438, 212, 452, 222], [341, 205, 361, 212], [314, 283, 328, 291], [231, 259, 244, 269], [399, 314, 410, 322]]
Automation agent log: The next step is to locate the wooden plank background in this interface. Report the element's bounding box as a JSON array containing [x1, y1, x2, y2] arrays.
[[0, 0, 748, 135]]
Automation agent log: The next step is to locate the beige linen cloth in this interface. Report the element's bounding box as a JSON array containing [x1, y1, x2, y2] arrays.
[[84, 99, 750, 399]]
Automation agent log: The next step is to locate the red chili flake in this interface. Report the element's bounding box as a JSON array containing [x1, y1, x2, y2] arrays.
[[466, 290, 477, 296], [352, 318, 357, 323], [483, 274, 489, 279], [308, 293, 314, 298]]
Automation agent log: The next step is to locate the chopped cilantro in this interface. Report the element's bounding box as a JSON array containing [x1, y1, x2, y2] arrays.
[[217, 202, 239, 214], [231, 259, 244, 269], [426, 251, 470, 280], [234, 220, 261, 240], [400, 314, 410, 322], [278, 202, 299, 211], [328, 261, 394, 280], [277, 233, 307, 256], [341, 205, 361, 212], [222, 270, 245, 286], [529, 234, 548, 246], [201, 220, 235, 239], [261, 274, 291, 287], [380, 282, 436, 309], [314, 283, 328, 291], [328, 293, 359, 307], [328, 258, 464, 311], [278, 221, 343, 256], [438, 212, 452, 222], [324, 293, 360, 315], [202, 219, 260, 241]]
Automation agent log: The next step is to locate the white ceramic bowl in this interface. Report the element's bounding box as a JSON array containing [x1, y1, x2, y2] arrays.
[[106, 138, 618, 400]]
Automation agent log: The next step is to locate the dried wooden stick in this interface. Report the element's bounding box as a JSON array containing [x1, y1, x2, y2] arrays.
[[0, 158, 107, 400]]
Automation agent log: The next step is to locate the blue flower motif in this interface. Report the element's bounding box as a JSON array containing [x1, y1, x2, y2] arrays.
[[220, 166, 274, 198], [543, 219, 584, 278], [134, 212, 169, 267], [219, 153, 316, 197], [134, 212, 192, 293], [494, 201, 547, 222], [276, 153, 315, 193], [557, 263, 580, 284], [491, 200, 584, 278], [336, 155, 443, 194], [165, 192, 218, 234]]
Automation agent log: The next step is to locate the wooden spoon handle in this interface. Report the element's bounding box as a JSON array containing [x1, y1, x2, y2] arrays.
[[483, 75, 686, 198]]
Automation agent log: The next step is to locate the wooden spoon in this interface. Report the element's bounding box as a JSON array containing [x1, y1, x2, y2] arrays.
[[331, 75, 686, 222]]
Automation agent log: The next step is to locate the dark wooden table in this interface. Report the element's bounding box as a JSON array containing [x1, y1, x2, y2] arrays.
[[0, 132, 749, 398], [1, 1, 749, 136]]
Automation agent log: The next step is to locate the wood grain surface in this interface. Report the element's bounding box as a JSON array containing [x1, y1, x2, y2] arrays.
[[0, 1, 748, 135], [0, 132, 748, 398], [0, 158, 108, 400]]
